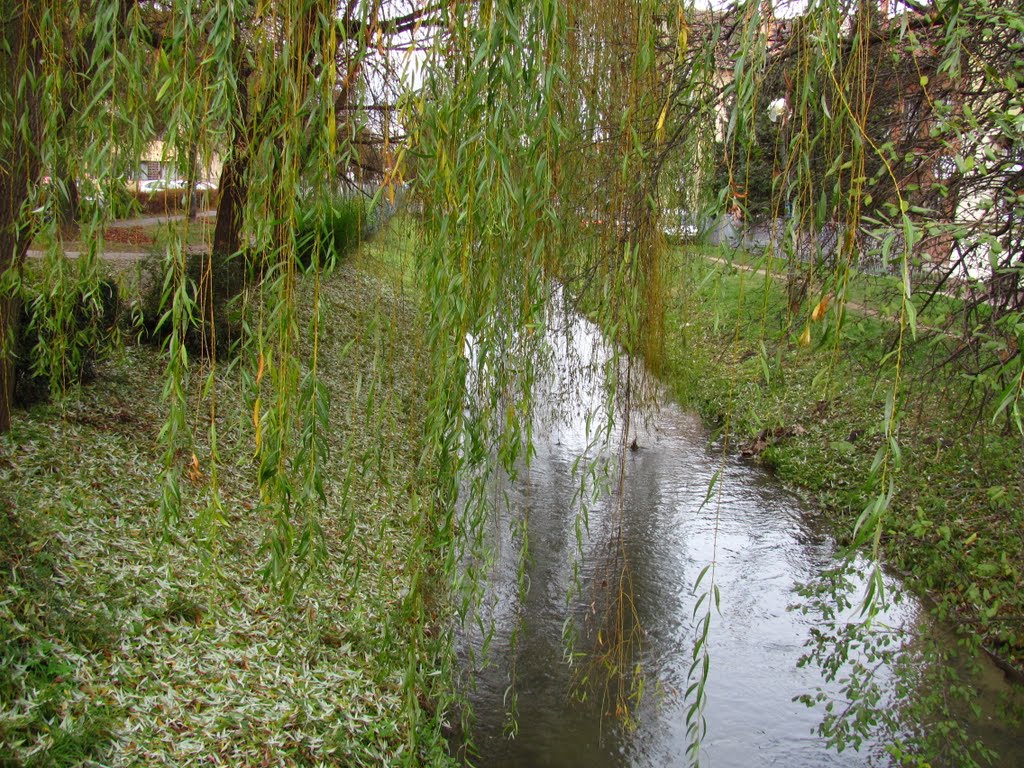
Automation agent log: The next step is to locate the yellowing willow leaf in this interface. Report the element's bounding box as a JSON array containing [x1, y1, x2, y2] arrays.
[[677, 8, 689, 60], [799, 324, 812, 346], [253, 398, 262, 452], [655, 100, 670, 144], [811, 294, 831, 322]]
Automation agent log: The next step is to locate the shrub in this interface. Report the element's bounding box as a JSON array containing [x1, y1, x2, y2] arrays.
[[137, 192, 368, 360], [294, 193, 368, 271], [130, 187, 218, 216], [14, 277, 121, 407], [138, 249, 249, 360], [80, 179, 140, 221]]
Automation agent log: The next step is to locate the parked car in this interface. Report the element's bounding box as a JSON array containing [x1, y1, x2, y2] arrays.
[[663, 209, 700, 241], [138, 178, 188, 194]]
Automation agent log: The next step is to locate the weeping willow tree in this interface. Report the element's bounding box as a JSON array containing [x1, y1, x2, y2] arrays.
[[3, 0, 1022, 764], [410, 0, 1022, 760], [1, 0, 432, 578], [709, 0, 1024, 763]]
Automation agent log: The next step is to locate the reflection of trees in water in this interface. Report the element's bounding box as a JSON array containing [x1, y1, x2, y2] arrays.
[[568, 356, 659, 731], [572, 528, 646, 727]]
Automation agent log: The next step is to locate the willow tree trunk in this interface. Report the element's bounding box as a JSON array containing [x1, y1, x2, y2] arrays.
[[56, 154, 80, 237], [212, 72, 250, 259], [212, 154, 248, 259], [0, 3, 43, 433]]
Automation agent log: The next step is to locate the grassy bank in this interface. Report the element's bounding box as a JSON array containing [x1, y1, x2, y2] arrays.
[[661, 245, 1024, 671], [0, 223, 454, 766]]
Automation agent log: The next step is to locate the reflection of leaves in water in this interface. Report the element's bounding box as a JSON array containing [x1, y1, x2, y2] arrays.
[[577, 356, 663, 731]]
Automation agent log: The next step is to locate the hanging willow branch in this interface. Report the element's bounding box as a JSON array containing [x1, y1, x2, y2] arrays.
[[7, 0, 1019, 763]]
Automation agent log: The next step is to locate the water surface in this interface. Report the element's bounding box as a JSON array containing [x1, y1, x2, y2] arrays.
[[461, 308, 1019, 767]]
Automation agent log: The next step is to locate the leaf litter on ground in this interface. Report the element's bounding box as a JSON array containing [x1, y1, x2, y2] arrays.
[[0, 235, 454, 766]]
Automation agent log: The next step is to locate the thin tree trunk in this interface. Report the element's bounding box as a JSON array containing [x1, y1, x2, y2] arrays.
[[0, 2, 43, 432], [185, 143, 199, 221], [0, 294, 22, 432], [57, 174, 81, 237]]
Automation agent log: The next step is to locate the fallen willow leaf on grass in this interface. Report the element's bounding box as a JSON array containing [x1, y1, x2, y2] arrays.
[[1, 251, 449, 767]]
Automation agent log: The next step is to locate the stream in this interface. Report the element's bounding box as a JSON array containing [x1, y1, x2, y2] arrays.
[[459, 305, 1020, 767]]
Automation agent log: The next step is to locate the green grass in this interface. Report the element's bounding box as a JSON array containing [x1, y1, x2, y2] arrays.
[[685, 241, 987, 332], [0, 222, 456, 766], [295, 193, 368, 270], [663, 246, 1024, 669], [353, 212, 421, 290]]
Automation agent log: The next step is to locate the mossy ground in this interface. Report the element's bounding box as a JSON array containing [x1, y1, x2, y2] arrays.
[[661, 245, 1024, 671], [0, 218, 455, 766]]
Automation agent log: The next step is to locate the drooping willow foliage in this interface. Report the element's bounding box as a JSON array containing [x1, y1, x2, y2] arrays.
[[3, 0, 1022, 763], [713, 1, 1023, 761], [2, 0, 416, 590], [720, 0, 1024, 583], [408, 0, 722, 740]]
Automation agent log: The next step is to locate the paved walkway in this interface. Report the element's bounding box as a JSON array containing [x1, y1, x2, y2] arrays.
[[26, 243, 208, 265], [27, 211, 216, 265], [105, 210, 216, 229]]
